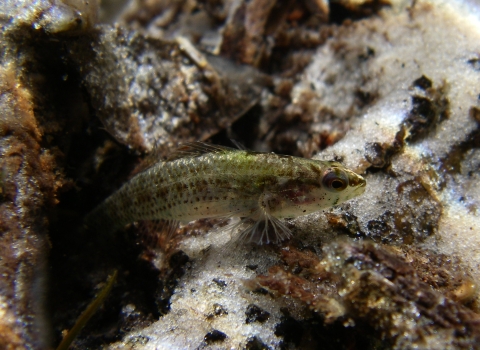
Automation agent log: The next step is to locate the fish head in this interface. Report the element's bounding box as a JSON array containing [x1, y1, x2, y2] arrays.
[[320, 161, 366, 203], [268, 160, 366, 219]]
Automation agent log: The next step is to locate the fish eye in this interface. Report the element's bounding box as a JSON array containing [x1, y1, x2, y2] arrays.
[[322, 169, 348, 191]]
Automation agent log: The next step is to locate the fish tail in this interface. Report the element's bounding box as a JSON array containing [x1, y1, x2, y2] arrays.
[[84, 198, 126, 234]]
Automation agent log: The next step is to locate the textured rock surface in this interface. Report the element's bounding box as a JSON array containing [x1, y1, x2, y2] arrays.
[[67, 26, 266, 151], [107, 1, 480, 349], [257, 241, 480, 349], [0, 2, 89, 346], [2, 0, 480, 349], [1, 0, 98, 33], [0, 61, 52, 350]]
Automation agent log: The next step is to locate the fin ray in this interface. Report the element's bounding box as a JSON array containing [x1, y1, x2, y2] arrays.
[[227, 207, 292, 245], [230, 139, 248, 150], [168, 142, 236, 161], [165, 219, 180, 240]]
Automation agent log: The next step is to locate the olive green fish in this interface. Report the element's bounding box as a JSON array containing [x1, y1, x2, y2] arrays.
[[85, 142, 366, 244]]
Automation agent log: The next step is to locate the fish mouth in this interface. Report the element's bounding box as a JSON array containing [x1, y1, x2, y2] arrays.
[[347, 172, 366, 189]]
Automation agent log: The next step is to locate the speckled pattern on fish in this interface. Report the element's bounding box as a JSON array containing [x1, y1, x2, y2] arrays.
[[85, 142, 366, 244]]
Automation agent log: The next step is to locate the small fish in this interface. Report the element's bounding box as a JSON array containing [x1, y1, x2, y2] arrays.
[[85, 142, 366, 244]]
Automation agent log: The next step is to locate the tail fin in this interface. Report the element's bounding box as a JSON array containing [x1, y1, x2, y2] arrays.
[[84, 199, 124, 235]]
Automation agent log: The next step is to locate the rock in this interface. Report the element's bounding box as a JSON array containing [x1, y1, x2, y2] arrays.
[[67, 27, 267, 152], [1, 0, 98, 33], [0, 0, 96, 348], [0, 33, 63, 350], [107, 0, 480, 348], [257, 241, 480, 348]]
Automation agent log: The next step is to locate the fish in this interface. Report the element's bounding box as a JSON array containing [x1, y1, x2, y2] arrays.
[[84, 142, 366, 244]]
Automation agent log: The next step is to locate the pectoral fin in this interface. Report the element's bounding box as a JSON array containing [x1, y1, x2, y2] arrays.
[[229, 207, 292, 245]]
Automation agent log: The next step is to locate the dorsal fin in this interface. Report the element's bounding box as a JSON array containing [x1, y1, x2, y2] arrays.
[[167, 142, 236, 161], [230, 139, 247, 150]]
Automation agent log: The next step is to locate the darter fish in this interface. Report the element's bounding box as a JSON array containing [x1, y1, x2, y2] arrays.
[[85, 142, 366, 244]]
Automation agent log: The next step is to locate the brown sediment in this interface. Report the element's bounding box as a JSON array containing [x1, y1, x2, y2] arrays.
[[255, 241, 480, 349]]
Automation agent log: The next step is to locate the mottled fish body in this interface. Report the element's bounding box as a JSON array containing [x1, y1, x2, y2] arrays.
[[85, 143, 366, 244]]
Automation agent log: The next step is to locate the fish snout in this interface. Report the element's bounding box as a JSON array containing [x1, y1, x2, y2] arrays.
[[348, 171, 366, 193]]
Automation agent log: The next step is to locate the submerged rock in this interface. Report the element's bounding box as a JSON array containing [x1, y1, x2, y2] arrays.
[[107, 0, 480, 349], [67, 27, 267, 152], [1, 0, 99, 33], [257, 241, 480, 349]]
